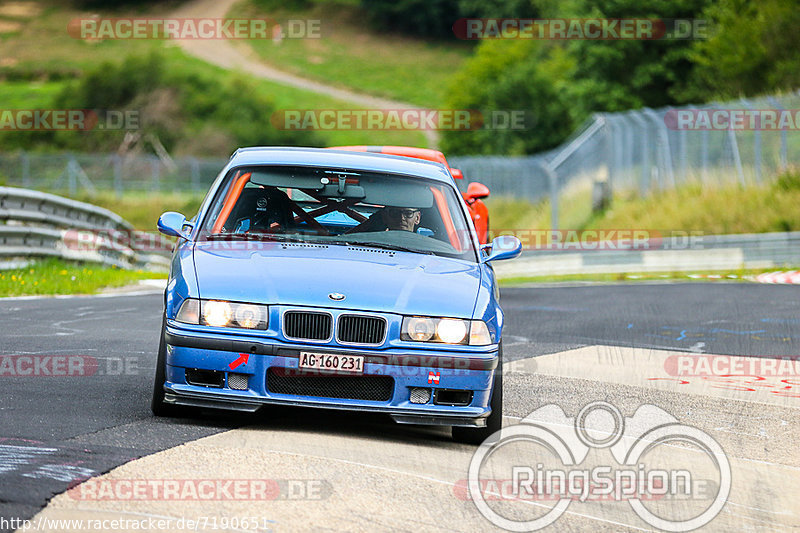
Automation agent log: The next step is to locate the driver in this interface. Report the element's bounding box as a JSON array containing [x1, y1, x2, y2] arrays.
[[381, 207, 420, 232]]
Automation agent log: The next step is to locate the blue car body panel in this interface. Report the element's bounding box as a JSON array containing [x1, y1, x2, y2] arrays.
[[159, 147, 507, 427]]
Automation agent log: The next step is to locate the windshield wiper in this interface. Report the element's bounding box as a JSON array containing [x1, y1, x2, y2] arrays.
[[339, 240, 433, 255], [205, 233, 305, 243]]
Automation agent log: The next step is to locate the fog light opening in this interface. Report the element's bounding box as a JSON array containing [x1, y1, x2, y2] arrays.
[[185, 368, 224, 388], [228, 372, 249, 391], [433, 389, 473, 406], [409, 387, 431, 404]]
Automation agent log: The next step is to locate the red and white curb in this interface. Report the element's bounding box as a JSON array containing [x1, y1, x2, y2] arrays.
[[754, 270, 800, 284]]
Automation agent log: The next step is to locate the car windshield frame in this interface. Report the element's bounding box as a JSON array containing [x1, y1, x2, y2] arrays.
[[196, 164, 478, 262]]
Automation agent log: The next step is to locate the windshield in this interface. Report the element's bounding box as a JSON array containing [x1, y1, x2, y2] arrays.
[[199, 165, 477, 261]]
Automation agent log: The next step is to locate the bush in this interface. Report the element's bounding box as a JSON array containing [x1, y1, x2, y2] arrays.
[[1, 52, 320, 155], [440, 39, 574, 155], [773, 168, 800, 192]]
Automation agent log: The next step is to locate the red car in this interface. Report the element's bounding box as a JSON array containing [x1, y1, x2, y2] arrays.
[[330, 146, 491, 243]]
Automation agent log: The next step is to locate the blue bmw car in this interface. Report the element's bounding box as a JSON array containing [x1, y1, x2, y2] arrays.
[[152, 147, 521, 443]]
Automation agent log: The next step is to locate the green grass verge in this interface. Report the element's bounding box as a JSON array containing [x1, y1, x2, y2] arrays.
[[228, 0, 470, 107], [498, 267, 793, 286], [488, 169, 800, 236], [0, 258, 166, 297], [0, 80, 66, 107], [588, 180, 800, 234]]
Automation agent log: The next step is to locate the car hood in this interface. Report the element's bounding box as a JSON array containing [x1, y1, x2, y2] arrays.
[[192, 242, 481, 317]]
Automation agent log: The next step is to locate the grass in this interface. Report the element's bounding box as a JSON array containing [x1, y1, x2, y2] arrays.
[[588, 179, 800, 234], [487, 169, 800, 238], [228, 0, 471, 107], [0, 2, 169, 76], [0, 258, 166, 297], [0, 80, 66, 107], [0, 1, 428, 149], [156, 48, 428, 149], [498, 267, 796, 286], [73, 192, 206, 230]]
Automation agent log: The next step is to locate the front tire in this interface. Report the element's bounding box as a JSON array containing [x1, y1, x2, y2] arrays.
[[151, 317, 187, 417], [452, 346, 503, 445]]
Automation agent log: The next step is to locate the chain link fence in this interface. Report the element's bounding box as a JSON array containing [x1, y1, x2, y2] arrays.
[[0, 152, 227, 197], [454, 90, 800, 229], [1, 90, 798, 229]]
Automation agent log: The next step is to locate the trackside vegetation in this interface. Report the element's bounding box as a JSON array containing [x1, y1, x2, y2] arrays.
[[0, 259, 165, 297]]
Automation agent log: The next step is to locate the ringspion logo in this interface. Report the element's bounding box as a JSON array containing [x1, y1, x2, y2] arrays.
[[467, 401, 730, 531]]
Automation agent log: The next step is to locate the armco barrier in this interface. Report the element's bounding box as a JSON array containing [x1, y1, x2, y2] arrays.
[[0, 186, 170, 271], [492, 231, 800, 278]]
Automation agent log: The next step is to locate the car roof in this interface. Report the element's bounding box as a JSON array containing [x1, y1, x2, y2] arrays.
[[329, 145, 452, 170], [228, 147, 453, 184]]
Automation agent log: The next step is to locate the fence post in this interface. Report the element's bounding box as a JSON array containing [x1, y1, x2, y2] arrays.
[[630, 111, 649, 196], [536, 160, 558, 230], [113, 155, 123, 197], [741, 99, 761, 183], [150, 155, 160, 193], [190, 157, 200, 191], [20, 151, 30, 188], [768, 96, 788, 171], [701, 128, 709, 183], [727, 123, 746, 186], [67, 154, 77, 196], [675, 106, 688, 184], [624, 114, 635, 189], [643, 108, 674, 189]]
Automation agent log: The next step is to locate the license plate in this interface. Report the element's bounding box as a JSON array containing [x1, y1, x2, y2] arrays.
[[298, 352, 364, 374]]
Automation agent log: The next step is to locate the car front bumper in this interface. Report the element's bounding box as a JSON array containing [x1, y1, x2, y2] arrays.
[[162, 322, 500, 427]]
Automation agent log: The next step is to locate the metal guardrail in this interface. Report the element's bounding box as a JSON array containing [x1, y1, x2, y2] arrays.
[[492, 231, 800, 278], [0, 187, 170, 271]]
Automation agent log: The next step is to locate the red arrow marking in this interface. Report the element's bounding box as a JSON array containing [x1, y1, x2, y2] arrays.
[[229, 353, 250, 370]]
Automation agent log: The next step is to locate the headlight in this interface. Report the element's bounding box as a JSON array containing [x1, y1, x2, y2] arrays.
[[175, 298, 200, 324], [203, 300, 232, 328], [175, 298, 267, 329], [405, 317, 436, 342], [233, 303, 267, 329], [468, 320, 492, 345], [437, 318, 468, 344], [401, 317, 493, 345]]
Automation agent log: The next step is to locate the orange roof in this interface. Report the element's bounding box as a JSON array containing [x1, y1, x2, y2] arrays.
[[329, 145, 452, 171]]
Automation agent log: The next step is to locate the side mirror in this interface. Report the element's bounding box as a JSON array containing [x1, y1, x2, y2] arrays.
[[158, 212, 192, 239], [482, 235, 522, 263], [465, 182, 490, 201], [451, 168, 464, 180]]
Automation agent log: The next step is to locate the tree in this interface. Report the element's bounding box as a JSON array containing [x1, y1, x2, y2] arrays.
[[440, 39, 574, 155], [684, 0, 800, 100]]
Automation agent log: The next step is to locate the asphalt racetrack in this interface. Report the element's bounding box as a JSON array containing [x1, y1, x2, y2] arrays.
[[1, 282, 798, 532]]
